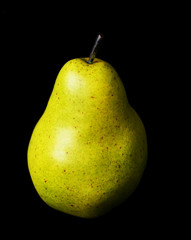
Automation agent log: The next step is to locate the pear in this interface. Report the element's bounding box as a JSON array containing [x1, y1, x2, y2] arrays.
[[27, 35, 147, 218]]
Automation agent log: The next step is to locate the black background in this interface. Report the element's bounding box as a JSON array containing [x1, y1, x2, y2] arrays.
[[1, 2, 184, 237]]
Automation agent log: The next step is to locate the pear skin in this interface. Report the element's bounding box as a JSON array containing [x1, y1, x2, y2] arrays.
[[27, 58, 147, 218]]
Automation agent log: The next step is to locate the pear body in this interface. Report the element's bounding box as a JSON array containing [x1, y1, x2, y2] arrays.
[[28, 58, 147, 218]]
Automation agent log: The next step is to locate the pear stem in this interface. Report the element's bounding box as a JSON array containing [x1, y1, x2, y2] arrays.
[[88, 34, 103, 64]]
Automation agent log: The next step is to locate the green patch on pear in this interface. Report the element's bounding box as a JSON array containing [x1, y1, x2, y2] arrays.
[[27, 57, 147, 218]]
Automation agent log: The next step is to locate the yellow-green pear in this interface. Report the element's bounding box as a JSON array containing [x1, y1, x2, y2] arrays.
[[27, 35, 147, 218]]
